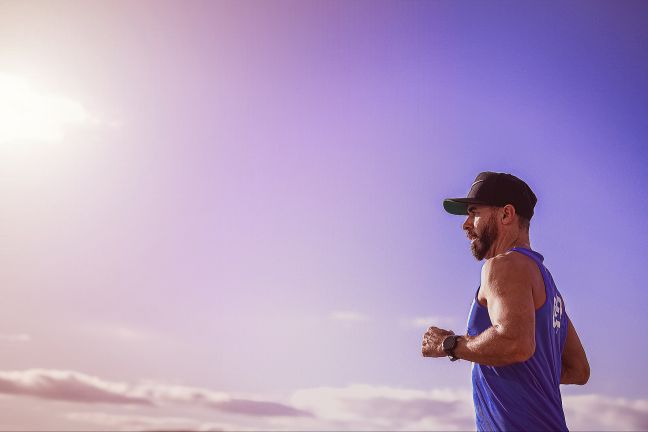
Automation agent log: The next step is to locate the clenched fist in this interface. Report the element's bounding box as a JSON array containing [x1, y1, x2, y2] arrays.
[[422, 326, 454, 357]]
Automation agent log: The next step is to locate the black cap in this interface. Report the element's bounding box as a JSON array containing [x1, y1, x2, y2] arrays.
[[443, 172, 537, 219]]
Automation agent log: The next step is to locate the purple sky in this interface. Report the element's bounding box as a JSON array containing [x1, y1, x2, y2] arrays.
[[0, 1, 647, 430]]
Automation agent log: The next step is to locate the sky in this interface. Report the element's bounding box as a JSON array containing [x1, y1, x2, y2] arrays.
[[0, 0, 647, 430]]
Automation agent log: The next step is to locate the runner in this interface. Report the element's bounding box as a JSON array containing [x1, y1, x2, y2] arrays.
[[422, 171, 590, 431]]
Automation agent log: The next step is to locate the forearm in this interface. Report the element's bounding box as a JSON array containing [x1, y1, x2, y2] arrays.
[[560, 362, 590, 385], [454, 326, 535, 366], [560, 366, 581, 384], [560, 319, 590, 385]]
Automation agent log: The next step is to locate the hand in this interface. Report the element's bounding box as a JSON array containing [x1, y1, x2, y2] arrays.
[[422, 326, 454, 358]]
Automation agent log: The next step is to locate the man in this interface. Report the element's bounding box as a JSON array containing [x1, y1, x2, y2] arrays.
[[422, 172, 589, 431]]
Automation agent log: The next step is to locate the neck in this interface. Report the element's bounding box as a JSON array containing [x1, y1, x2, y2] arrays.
[[486, 229, 531, 259]]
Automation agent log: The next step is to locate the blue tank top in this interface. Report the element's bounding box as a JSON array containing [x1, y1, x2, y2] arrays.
[[466, 247, 569, 431]]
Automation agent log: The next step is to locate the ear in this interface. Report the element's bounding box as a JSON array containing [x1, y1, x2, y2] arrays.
[[501, 204, 517, 226]]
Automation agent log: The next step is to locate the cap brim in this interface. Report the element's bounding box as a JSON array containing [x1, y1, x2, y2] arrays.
[[443, 198, 486, 215]]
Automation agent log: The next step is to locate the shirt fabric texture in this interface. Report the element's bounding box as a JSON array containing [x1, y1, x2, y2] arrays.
[[466, 247, 569, 431]]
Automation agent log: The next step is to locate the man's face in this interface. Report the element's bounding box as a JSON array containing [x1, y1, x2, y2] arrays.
[[463, 205, 499, 260]]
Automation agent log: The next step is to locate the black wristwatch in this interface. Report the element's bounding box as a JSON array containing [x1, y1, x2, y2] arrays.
[[442, 335, 462, 362]]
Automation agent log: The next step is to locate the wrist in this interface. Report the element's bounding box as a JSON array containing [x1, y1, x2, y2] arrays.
[[442, 335, 462, 361]]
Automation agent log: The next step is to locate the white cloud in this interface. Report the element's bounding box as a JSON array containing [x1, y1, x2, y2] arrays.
[[0, 369, 308, 418], [564, 394, 648, 431], [401, 315, 461, 330], [290, 384, 475, 430], [0, 73, 92, 143], [133, 382, 230, 406], [329, 311, 370, 322], [287, 386, 648, 431], [0, 369, 151, 406], [3, 369, 647, 431], [84, 325, 154, 342], [0, 333, 31, 343]]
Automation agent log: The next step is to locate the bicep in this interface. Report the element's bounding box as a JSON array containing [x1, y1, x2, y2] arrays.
[[483, 261, 535, 341]]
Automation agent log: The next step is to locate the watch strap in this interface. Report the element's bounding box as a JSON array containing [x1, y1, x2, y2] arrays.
[[443, 335, 461, 361]]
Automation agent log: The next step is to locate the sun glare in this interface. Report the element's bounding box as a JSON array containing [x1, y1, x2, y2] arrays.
[[0, 73, 89, 143]]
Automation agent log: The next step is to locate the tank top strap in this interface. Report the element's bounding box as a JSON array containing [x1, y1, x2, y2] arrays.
[[509, 247, 554, 301], [509, 246, 544, 265]]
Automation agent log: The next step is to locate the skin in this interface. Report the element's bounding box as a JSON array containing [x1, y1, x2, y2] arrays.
[[422, 204, 590, 384]]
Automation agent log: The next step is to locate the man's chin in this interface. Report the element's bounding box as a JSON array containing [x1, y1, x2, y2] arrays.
[[470, 242, 487, 261]]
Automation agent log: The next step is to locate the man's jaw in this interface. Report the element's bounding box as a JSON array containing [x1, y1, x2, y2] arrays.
[[467, 231, 490, 260]]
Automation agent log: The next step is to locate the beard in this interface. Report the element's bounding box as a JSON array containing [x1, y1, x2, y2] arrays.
[[470, 213, 498, 260]]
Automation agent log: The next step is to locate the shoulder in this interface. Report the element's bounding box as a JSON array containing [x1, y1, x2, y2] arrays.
[[481, 251, 536, 291], [482, 251, 532, 276]]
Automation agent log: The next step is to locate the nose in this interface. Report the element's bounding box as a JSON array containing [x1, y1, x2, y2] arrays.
[[463, 215, 473, 233]]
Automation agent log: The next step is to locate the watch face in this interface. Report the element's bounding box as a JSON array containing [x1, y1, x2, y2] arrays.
[[443, 335, 457, 351]]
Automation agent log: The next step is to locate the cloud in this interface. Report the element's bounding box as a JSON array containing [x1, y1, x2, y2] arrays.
[[0, 333, 31, 343], [0, 369, 310, 418], [289, 385, 648, 431], [329, 311, 370, 322], [564, 394, 648, 431], [65, 412, 258, 432], [144, 383, 312, 418], [401, 316, 461, 330], [0, 369, 151, 406], [64, 384, 474, 431], [83, 325, 154, 342], [65, 412, 200, 431], [4, 369, 647, 431], [139, 383, 311, 417], [131, 382, 230, 406], [216, 399, 312, 417], [290, 384, 475, 430]]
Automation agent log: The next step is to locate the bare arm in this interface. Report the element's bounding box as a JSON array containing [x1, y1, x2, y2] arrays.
[[560, 318, 590, 385], [453, 255, 536, 366]]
